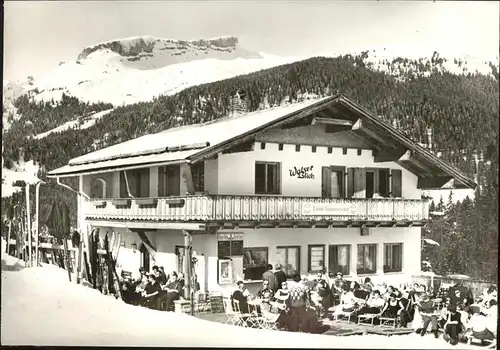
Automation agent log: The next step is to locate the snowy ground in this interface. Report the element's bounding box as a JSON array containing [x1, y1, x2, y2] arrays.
[[1, 252, 482, 348]]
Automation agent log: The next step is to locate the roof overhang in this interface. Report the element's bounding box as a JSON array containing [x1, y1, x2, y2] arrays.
[[47, 158, 188, 178]]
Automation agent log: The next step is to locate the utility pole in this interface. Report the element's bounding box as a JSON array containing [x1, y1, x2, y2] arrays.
[[25, 184, 32, 267]]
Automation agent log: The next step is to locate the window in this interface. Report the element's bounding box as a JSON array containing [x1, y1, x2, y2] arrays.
[[308, 245, 325, 273], [276, 246, 300, 277], [243, 247, 268, 280], [158, 165, 180, 197], [255, 162, 281, 194], [322, 166, 346, 198], [120, 168, 150, 198], [365, 168, 390, 198], [384, 243, 403, 272], [357, 244, 377, 274], [295, 145, 301, 152], [312, 146, 317, 153], [329, 245, 350, 276]]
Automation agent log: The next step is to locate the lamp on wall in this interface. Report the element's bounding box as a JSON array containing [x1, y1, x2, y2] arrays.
[[131, 243, 137, 253]]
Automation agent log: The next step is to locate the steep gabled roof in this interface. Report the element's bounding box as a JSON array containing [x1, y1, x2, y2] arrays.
[[48, 94, 476, 190]]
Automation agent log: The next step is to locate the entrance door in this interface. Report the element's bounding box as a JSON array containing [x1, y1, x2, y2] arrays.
[[140, 244, 150, 272]]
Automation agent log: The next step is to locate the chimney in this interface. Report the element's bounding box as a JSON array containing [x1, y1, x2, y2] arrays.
[[426, 127, 433, 151]]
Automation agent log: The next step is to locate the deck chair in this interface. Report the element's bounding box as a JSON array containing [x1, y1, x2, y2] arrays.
[[259, 308, 281, 330], [357, 313, 378, 326], [379, 316, 397, 328]]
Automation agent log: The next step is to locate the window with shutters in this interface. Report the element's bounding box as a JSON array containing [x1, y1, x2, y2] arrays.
[[328, 245, 350, 275], [255, 162, 281, 194], [322, 166, 346, 198], [276, 246, 300, 277], [384, 243, 403, 272], [357, 244, 377, 274], [390, 169, 402, 197], [308, 244, 325, 273], [365, 168, 390, 198], [120, 168, 150, 198]]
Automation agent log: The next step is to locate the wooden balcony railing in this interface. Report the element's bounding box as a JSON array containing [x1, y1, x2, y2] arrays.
[[84, 195, 429, 223]]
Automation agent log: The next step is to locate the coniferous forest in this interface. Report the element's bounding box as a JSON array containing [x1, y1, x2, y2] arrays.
[[2, 53, 498, 281]]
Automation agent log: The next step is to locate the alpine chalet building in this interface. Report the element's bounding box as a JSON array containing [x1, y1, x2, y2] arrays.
[[48, 94, 475, 295]]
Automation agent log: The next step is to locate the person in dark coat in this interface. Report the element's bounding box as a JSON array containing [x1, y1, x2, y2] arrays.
[[232, 280, 251, 313], [274, 263, 287, 290], [262, 264, 277, 292], [141, 274, 161, 310], [158, 271, 183, 311]]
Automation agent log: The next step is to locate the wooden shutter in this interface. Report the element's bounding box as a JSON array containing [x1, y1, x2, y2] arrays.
[[119, 172, 127, 198], [139, 168, 150, 197], [347, 168, 354, 198], [322, 166, 332, 198], [157, 166, 165, 197], [352, 168, 366, 198], [391, 169, 402, 197]]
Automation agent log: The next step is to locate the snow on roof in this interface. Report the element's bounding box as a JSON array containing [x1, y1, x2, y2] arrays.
[[50, 97, 328, 176]]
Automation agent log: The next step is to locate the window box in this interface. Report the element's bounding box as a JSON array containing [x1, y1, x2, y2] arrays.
[[165, 198, 185, 207], [135, 198, 158, 207], [93, 200, 107, 208], [111, 199, 131, 208]]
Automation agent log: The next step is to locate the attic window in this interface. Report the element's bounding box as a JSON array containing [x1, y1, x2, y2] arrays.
[[357, 149, 362, 156], [278, 144, 284, 151], [312, 146, 317, 153], [261, 142, 266, 150], [295, 145, 301, 152], [328, 147, 333, 154], [342, 148, 348, 155]]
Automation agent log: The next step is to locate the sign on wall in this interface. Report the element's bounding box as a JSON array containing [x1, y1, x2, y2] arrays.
[[289, 166, 315, 179], [302, 202, 357, 216], [217, 232, 244, 258]]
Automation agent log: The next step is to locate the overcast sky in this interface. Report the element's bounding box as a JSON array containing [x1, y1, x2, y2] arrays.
[[3, 1, 499, 82]]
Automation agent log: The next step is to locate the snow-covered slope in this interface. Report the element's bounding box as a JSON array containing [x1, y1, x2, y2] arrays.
[[8, 36, 301, 106], [1, 252, 483, 348]]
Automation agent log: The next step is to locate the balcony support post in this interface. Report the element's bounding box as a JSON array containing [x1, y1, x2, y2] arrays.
[[183, 230, 193, 301]]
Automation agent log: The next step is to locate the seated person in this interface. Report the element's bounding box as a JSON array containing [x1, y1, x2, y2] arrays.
[[140, 273, 161, 310], [443, 305, 464, 345], [357, 290, 385, 316], [177, 272, 186, 290], [156, 266, 168, 285], [257, 280, 274, 303], [274, 281, 291, 311], [465, 308, 496, 343], [232, 280, 252, 313], [383, 285, 396, 301], [158, 271, 183, 311], [352, 281, 370, 302], [334, 284, 358, 315], [361, 277, 374, 293]]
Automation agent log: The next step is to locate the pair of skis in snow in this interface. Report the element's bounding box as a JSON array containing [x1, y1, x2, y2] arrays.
[[82, 228, 122, 300]]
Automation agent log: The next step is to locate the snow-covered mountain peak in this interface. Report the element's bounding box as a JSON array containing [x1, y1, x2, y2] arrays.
[[76, 35, 261, 70]]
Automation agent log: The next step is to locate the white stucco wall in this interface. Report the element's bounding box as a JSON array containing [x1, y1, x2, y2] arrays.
[[215, 142, 421, 199], [227, 226, 421, 284]]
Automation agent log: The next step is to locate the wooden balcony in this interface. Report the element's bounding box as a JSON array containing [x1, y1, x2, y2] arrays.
[[84, 195, 429, 227]]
